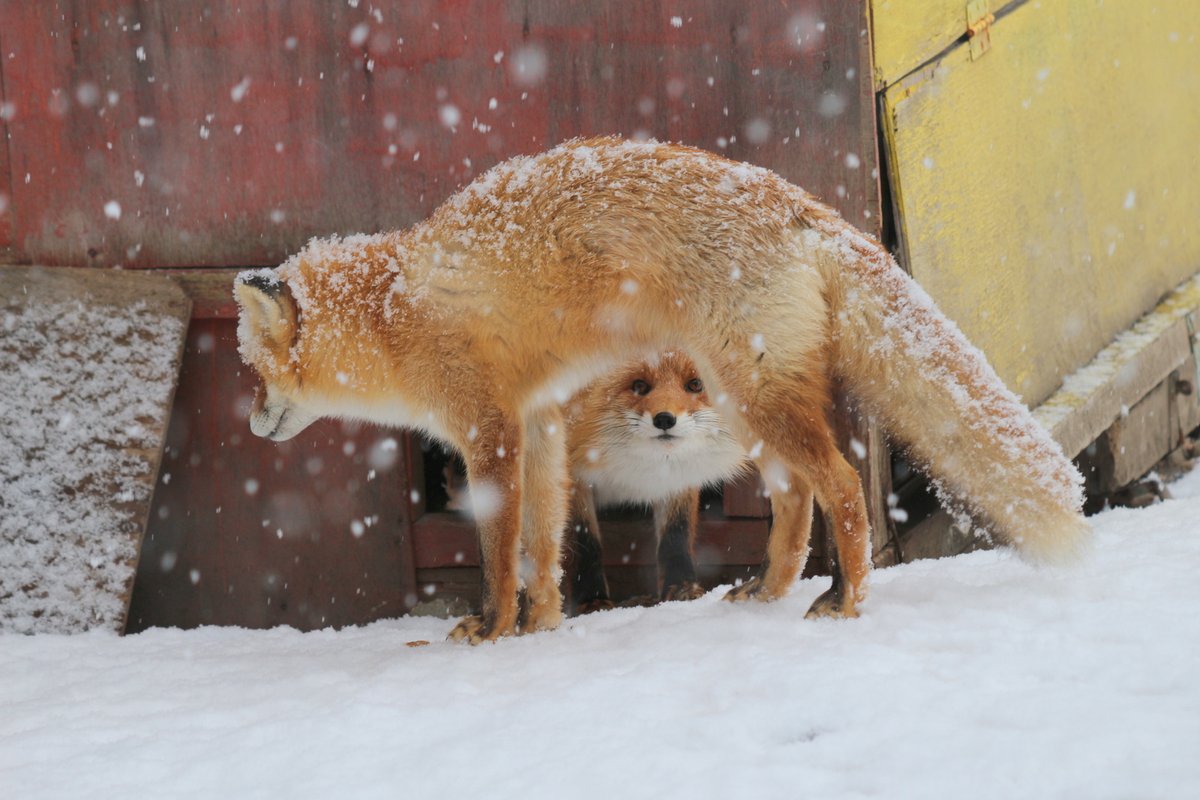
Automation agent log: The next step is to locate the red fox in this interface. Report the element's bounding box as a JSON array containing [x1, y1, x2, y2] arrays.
[[234, 136, 1090, 643], [564, 351, 747, 612], [441, 351, 745, 612]]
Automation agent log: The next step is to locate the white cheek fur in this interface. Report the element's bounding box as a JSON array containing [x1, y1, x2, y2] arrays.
[[576, 409, 749, 506]]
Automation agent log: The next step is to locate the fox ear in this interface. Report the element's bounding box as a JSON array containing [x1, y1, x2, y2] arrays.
[[234, 271, 297, 349]]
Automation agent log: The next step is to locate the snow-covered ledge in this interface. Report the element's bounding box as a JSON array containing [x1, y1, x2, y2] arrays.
[[1034, 270, 1200, 459]]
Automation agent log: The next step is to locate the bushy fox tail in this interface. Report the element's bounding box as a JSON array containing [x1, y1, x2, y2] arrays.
[[803, 212, 1091, 564]]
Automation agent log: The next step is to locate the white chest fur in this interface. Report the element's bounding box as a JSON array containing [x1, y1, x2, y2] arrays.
[[573, 409, 748, 507]]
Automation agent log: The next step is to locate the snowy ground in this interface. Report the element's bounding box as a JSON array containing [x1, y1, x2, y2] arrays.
[[3, 477, 1199, 799]]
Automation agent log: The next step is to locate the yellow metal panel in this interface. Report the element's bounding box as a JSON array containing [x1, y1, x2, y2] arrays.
[[881, 1, 1200, 406], [871, 0, 974, 87]]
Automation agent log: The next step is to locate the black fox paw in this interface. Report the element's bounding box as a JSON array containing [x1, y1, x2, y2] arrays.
[[663, 581, 706, 601], [573, 598, 615, 615]]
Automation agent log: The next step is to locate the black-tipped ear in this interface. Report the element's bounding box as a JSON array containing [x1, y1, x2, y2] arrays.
[[236, 269, 283, 297], [234, 271, 296, 349]]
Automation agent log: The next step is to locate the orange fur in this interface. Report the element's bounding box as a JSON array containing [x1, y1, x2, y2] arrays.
[[234, 136, 1090, 643]]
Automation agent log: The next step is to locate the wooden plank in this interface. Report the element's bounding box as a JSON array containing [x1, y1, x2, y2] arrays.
[[0, 23, 12, 258], [722, 468, 770, 518], [881, 2, 1200, 407], [125, 318, 416, 632], [0, 266, 189, 633], [897, 510, 981, 563], [1034, 272, 1200, 459], [1107, 381, 1171, 489], [1077, 357, 1200, 497], [161, 268, 240, 319], [870, 0, 974, 88], [0, 1, 880, 268]]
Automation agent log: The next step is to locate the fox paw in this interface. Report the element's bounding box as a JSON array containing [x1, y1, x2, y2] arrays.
[[574, 597, 615, 616], [663, 581, 706, 602], [804, 587, 860, 620], [521, 602, 563, 634], [722, 576, 783, 603], [447, 614, 516, 644]]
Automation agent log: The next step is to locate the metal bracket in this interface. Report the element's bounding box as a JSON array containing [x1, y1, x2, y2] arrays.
[[966, 0, 995, 60]]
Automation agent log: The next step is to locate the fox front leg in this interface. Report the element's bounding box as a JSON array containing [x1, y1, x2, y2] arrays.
[[653, 489, 705, 601], [448, 419, 523, 644], [517, 404, 568, 633]]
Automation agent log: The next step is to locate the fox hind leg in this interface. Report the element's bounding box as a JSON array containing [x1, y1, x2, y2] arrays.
[[798, 454, 871, 619], [795, 446, 870, 618], [716, 366, 870, 617]]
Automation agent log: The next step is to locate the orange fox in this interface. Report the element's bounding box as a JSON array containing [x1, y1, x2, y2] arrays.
[[442, 351, 747, 612], [234, 136, 1090, 643], [565, 351, 747, 612]]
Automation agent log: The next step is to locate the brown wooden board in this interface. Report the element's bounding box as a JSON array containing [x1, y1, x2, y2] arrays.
[[126, 318, 417, 632], [411, 507, 775, 610], [0, 266, 189, 633], [411, 511, 768, 570], [0, 31, 12, 260]]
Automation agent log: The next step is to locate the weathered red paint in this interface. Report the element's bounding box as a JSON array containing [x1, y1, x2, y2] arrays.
[[0, 1, 878, 268], [127, 318, 416, 632]]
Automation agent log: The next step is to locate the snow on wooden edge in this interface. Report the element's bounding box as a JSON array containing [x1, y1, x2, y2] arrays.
[[0, 267, 190, 634], [1033, 270, 1200, 458]]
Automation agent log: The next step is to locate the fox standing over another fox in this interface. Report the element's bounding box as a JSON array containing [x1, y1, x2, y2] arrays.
[[235, 136, 1091, 643], [443, 351, 748, 612]]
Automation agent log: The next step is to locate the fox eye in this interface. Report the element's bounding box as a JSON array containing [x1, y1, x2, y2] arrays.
[[631, 379, 651, 396], [685, 378, 703, 393]]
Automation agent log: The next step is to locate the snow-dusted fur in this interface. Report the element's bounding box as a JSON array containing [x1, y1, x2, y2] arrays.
[[234, 136, 1091, 642], [801, 221, 1091, 564]]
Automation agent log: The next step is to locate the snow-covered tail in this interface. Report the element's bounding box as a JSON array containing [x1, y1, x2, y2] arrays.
[[804, 214, 1092, 563]]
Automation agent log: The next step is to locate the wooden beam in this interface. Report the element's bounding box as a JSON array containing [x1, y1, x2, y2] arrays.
[[1034, 271, 1200, 459], [411, 511, 768, 570]]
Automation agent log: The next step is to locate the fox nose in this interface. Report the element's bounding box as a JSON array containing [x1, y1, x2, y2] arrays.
[[653, 412, 677, 430]]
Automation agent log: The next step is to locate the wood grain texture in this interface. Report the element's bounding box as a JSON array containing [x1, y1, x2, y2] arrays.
[[0, 1, 880, 268], [1033, 273, 1200, 459], [126, 318, 416, 632], [871, 0, 973, 87]]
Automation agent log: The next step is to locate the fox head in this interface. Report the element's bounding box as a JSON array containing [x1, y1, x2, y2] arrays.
[[597, 352, 734, 453], [233, 269, 320, 441], [569, 351, 747, 503]]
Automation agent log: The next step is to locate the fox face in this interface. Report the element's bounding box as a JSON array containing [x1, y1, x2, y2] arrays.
[[233, 271, 321, 441], [609, 353, 717, 445], [570, 351, 747, 505]]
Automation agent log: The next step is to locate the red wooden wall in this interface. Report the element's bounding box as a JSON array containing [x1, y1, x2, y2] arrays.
[[0, 1, 883, 630]]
